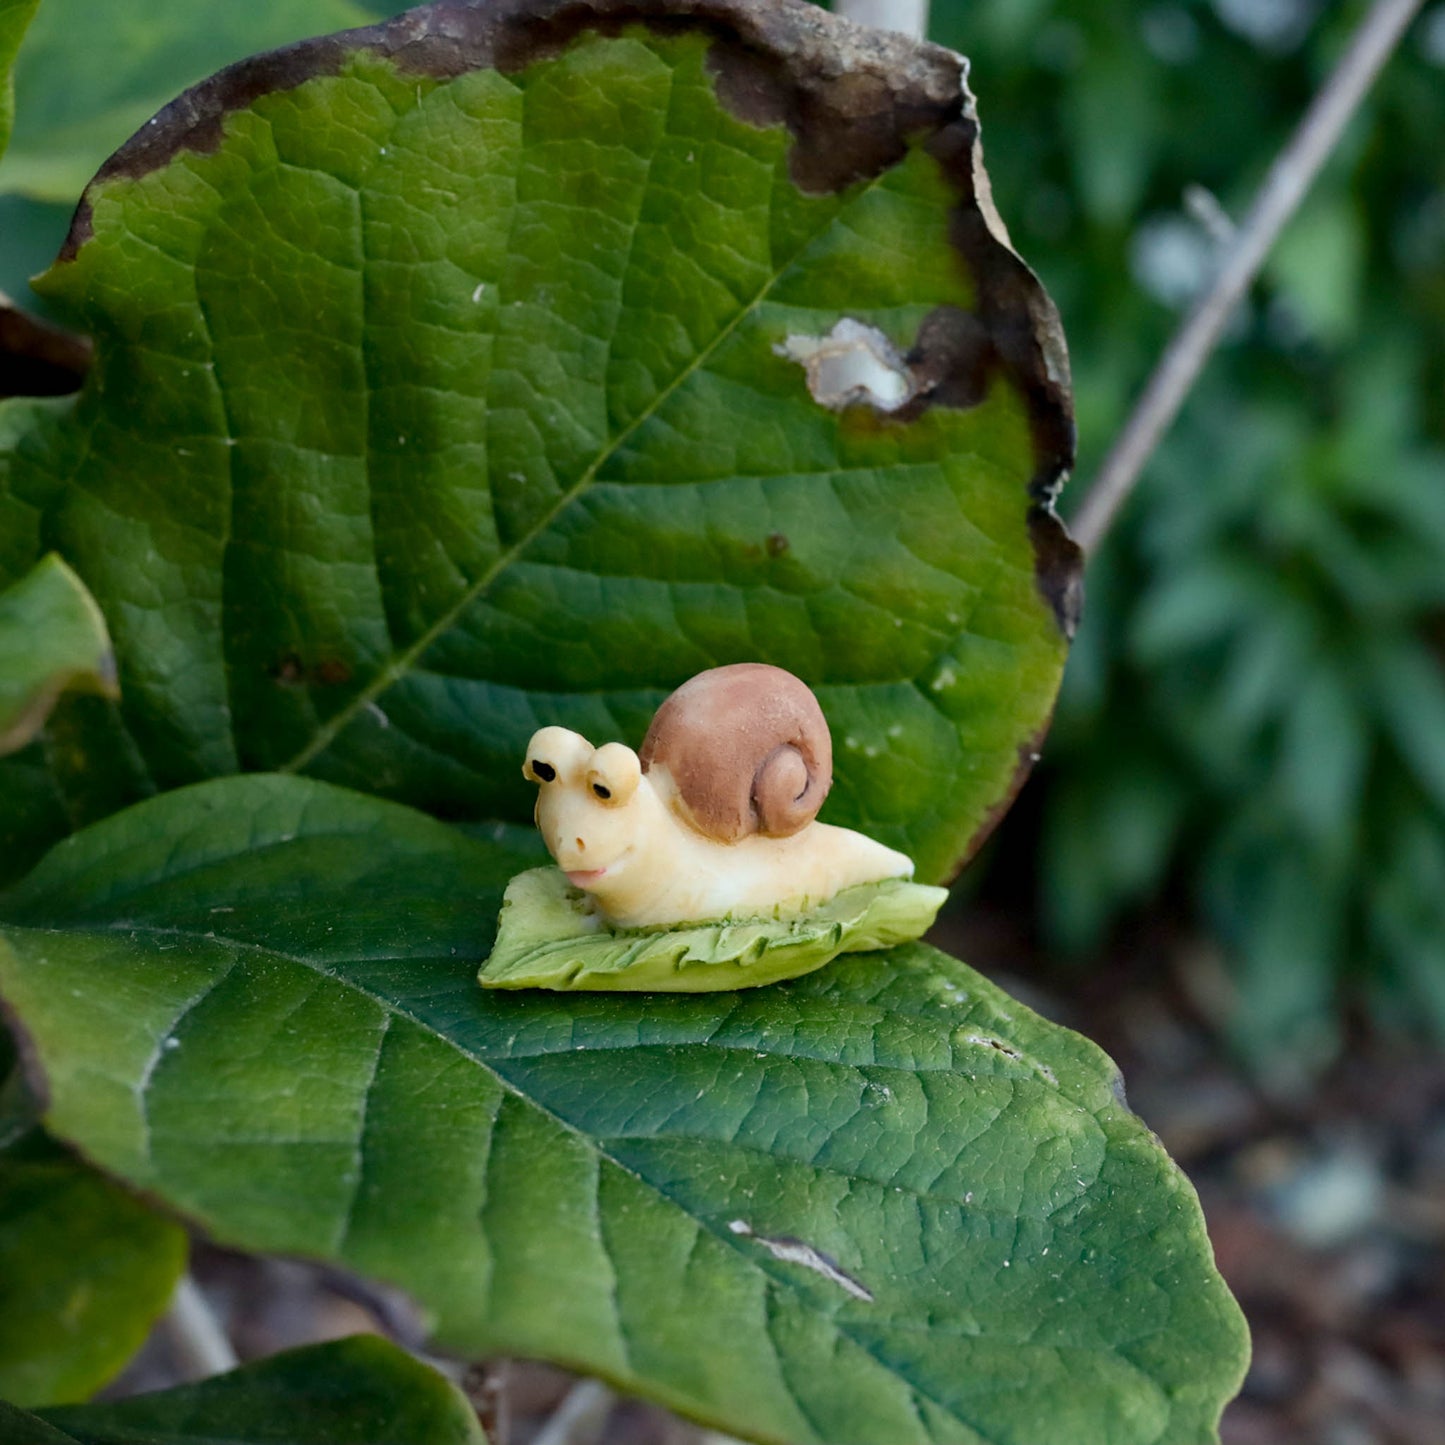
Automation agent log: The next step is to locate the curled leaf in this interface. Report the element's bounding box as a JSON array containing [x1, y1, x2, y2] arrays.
[[0, 554, 117, 756]]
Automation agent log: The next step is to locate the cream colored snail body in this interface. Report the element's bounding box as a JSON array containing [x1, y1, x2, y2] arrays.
[[523, 664, 913, 929]]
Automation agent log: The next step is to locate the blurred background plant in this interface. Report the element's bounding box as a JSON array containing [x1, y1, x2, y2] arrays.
[[3, 0, 1442, 1078], [912, 0, 1445, 1083]]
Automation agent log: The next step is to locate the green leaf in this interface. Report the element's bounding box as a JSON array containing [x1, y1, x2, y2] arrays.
[[0, 0, 1077, 888], [0, 1401, 79, 1445], [1364, 636, 1445, 816], [0, 553, 117, 755], [1265, 182, 1365, 347], [0, 775, 1247, 1445], [20, 1336, 488, 1444], [0, 1137, 187, 1406], [0, 0, 386, 205], [481, 866, 948, 991], [0, 0, 39, 166]]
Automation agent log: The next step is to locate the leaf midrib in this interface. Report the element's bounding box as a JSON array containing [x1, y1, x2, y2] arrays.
[[278, 124, 894, 776]]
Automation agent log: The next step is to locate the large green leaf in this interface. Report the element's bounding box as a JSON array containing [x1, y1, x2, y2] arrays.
[[0, 553, 117, 755], [0, 775, 1248, 1445], [0, 0, 1078, 888], [8, 1336, 487, 1444]]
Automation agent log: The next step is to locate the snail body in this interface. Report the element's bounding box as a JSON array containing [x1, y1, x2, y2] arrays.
[[523, 664, 913, 929]]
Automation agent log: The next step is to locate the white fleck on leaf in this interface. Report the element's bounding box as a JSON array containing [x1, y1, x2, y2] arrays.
[[775, 318, 916, 412]]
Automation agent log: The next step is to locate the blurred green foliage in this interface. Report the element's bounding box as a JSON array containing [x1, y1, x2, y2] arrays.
[[927, 0, 1445, 1072], [0, 1, 413, 309], [3, 0, 1443, 1075]]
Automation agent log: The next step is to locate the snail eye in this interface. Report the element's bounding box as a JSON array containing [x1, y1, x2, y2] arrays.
[[531, 760, 556, 782], [591, 782, 612, 800]]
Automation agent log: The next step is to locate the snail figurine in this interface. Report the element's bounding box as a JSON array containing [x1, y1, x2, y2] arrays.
[[480, 664, 948, 992], [525, 663, 913, 928]]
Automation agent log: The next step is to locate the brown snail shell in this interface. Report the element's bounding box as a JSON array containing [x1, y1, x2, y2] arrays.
[[639, 663, 833, 842]]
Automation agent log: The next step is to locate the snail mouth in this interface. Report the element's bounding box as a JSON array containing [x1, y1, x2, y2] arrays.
[[564, 849, 631, 891]]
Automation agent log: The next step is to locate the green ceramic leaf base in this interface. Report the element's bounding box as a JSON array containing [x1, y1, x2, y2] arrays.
[[480, 866, 950, 992]]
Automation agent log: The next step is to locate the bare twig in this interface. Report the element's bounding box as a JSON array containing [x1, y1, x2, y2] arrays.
[[833, 0, 929, 42], [529, 1379, 614, 1445], [1069, 0, 1427, 556], [162, 1274, 239, 1380]]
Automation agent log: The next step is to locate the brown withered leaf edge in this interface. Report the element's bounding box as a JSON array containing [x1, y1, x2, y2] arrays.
[[0, 296, 91, 399], [57, 0, 1082, 878]]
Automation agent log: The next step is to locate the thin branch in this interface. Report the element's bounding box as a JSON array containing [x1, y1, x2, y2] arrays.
[[163, 1274, 239, 1379], [529, 1379, 614, 1445], [833, 0, 929, 42], [1069, 0, 1427, 556]]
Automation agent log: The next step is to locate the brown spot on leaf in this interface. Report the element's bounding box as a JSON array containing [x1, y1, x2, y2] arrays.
[[766, 532, 789, 557], [270, 653, 305, 686], [902, 306, 995, 412], [1029, 506, 1084, 639], [270, 653, 353, 688]]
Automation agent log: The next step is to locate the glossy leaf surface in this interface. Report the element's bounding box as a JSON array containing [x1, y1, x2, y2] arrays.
[[0, 0, 1077, 888], [0, 775, 1248, 1445], [19, 1336, 487, 1444]]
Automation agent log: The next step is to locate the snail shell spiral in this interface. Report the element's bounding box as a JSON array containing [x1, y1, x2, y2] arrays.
[[639, 663, 833, 842]]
